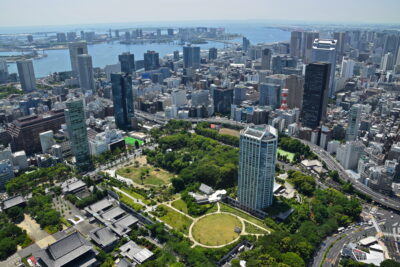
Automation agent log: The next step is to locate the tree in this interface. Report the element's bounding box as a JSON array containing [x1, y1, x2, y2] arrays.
[[171, 178, 185, 192], [0, 238, 17, 260], [134, 140, 140, 149], [6, 206, 24, 223], [380, 259, 400, 267], [281, 252, 305, 267]]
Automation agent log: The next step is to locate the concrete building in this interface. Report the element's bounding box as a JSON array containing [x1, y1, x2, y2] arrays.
[[171, 89, 188, 107], [77, 54, 95, 92], [259, 83, 280, 108], [233, 84, 247, 105], [286, 74, 304, 109], [238, 125, 277, 211], [261, 48, 272, 70], [16, 60, 36, 92], [68, 41, 88, 76], [290, 31, 302, 58], [340, 57, 355, 79], [64, 99, 92, 171], [39, 130, 54, 153], [7, 110, 65, 155], [346, 104, 362, 141], [336, 141, 365, 170], [311, 39, 337, 97]]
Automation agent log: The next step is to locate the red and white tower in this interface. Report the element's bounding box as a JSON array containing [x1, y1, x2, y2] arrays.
[[280, 88, 288, 110]]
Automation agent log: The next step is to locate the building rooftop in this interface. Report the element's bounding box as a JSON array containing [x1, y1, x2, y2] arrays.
[[119, 241, 154, 264], [33, 232, 98, 267], [1, 195, 26, 210], [90, 227, 118, 248]]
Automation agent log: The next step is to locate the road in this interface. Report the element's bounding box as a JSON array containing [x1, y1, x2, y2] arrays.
[[300, 140, 400, 212], [312, 225, 377, 267]]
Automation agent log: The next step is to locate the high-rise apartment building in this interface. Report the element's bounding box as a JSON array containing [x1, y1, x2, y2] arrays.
[[333, 32, 346, 57], [68, 41, 88, 76], [183, 46, 201, 68], [340, 57, 355, 79], [64, 99, 92, 171], [118, 52, 135, 74], [77, 54, 95, 92], [144, 50, 160, 71], [301, 62, 330, 129], [311, 39, 337, 97], [111, 73, 134, 129], [16, 60, 36, 92], [259, 83, 280, 108], [238, 125, 278, 211], [346, 104, 362, 141]]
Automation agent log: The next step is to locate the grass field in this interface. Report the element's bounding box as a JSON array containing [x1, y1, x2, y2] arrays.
[[171, 199, 188, 214], [171, 199, 218, 217], [277, 148, 295, 162], [120, 187, 151, 205], [219, 203, 270, 230], [118, 192, 145, 211], [116, 165, 172, 187], [244, 221, 268, 235], [125, 137, 144, 146], [192, 213, 242, 246], [219, 128, 240, 137], [157, 205, 193, 234]]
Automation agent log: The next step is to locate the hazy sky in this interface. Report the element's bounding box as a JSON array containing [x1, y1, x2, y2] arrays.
[[1, 0, 400, 27]]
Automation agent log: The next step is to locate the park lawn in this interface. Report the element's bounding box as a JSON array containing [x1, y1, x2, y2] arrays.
[[171, 199, 188, 214], [120, 187, 151, 205], [116, 165, 172, 187], [244, 221, 268, 235], [118, 192, 145, 211], [192, 213, 241, 246], [124, 137, 144, 146], [219, 203, 270, 231], [219, 128, 240, 137], [278, 148, 295, 162], [157, 205, 193, 235]]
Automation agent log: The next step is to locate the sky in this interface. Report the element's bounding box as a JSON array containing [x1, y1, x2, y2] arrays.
[[0, 0, 400, 28]]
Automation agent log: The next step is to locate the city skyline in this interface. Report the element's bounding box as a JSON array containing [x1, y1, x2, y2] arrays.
[[1, 0, 400, 28]]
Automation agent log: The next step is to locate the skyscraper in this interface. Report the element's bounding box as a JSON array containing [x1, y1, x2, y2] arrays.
[[286, 74, 304, 109], [144, 50, 160, 71], [0, 59, 9, 84], [261, 48, 271, 70], [238, 125, 278, 211], [183, 45, 201, 68], [301, 32, 319, 63], [16, 60, 36, 92], [301, 62, 330, 129], [118, 52, 135, 74], [242, 37, 250, 52], [111, 73, 134, 129], [208, 47, 218, 60], [333, 32, 346, 57], [77, 54, 95, 92], [64, 99, 92, 171], [68, 41, 88, 76], [311, 39, 337, 97], [290, 31, 302, 57], [346, 104, 362, 141], [381, 52, 395, 71]]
